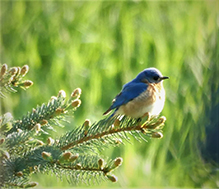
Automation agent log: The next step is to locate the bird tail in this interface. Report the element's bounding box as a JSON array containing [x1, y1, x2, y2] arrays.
[[103, 107, 119, 120], [103, 108, 112, 115]]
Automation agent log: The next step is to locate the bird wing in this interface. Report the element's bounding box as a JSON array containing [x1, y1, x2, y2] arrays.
[[103, 82, 148, 115]]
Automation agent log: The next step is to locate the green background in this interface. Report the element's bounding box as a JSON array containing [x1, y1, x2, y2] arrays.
[[1, 1, 219, 188]]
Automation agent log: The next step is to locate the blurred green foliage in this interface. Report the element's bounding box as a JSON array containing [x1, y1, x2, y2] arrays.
[[1, 0, 218, 188]]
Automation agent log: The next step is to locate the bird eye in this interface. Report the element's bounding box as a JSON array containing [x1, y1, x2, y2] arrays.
[[153, 76, 159, 81]]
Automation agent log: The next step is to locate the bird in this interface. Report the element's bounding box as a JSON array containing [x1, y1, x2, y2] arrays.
[[103, 67, 169, 118]]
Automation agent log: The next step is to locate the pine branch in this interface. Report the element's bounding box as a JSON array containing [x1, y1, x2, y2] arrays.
[[6, 89, 81, 135], [1, 145, 122, 187], [0, 64, 33, 98], [1, 90, 165, 188], [1, 90, 81, 163], [0, 64, 167, 188], [59, 114, 165, 152]]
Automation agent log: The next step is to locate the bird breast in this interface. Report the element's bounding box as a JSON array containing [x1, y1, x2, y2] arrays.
[[117, 82, 165, 118]]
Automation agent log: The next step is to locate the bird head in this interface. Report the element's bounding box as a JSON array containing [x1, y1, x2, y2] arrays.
[[136, 67, 169, 84]]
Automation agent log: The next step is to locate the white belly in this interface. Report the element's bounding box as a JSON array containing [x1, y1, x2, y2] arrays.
[[146, 97, 165, 116], [116, 88, 165, 118]]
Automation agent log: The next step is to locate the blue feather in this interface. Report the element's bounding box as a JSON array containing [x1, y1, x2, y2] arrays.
[[103, 81, 148, 115]]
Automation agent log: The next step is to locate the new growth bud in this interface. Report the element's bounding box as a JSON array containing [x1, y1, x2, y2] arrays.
[[57, 90, 66, 99], [107, 157, 123, 172], [8, 67, 18, 76], [40, 119, 48, 126], [50, 96, 57, 102], [75, 163, 82, 169], [113, 157, 123, 168], [59, 152, 78, 163], [35, 140, 44, 146], [69, 153, 79, 162], [143, 112, 151, 121], [41, 151, 52, 161], [47, 137, 55, 145], [15, 67, 21, 76], [71, 99, 81, 108], [157, 116, 166, 125], [54, 108, 64, 116], [62, 152, 72, 160], [152, 132, 163, 139], [34, 123, 41, 132], [113, 118, 120, 128], [98, 158, 104, 170], [0, 64, 7, 77], [20, 65, 29, 76], [16, 171, 23, 177], [83, 119, 91, 127], [83, 119, 91, 136], [21, 80, 33, 88], [71, 88, 82, 98], [143, 116, 166, 129], [106, 174, 118, 182]]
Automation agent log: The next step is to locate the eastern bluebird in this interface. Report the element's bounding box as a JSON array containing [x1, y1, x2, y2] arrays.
[[103, 67, 169, 118]]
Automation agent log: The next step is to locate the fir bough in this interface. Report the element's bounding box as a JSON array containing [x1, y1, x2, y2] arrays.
[[0, 64, 166, 188], [0, 64, 33, 98]]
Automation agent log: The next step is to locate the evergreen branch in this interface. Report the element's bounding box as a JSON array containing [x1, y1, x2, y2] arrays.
[[4, 130, 43, 157], [1, 144, 122, 187], [7, 88, 82, 134], [0, 64, 33, 98], [0, 64, 167, 187], [59, 114, 165, 151], [51, 154, 122, 184], [2, 88, 82, 160], [6, 182, 38, 188]]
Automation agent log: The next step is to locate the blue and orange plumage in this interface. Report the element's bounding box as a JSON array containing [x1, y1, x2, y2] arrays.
[[103, 67, 169, 118]]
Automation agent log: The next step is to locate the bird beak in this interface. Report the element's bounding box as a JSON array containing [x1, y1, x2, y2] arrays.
[[160, 76, 169, 80]]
